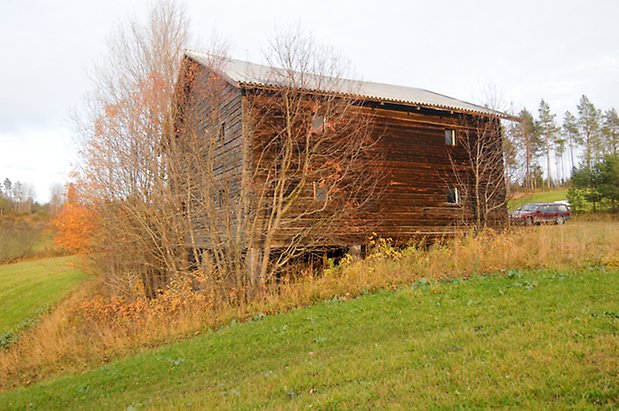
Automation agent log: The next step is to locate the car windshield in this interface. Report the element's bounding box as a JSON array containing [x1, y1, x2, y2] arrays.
[[521, 205, 537, 212]]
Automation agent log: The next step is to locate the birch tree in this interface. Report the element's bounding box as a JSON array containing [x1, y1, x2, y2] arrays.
[[76, 0, 192, 297], [174, 31, 382, 301]]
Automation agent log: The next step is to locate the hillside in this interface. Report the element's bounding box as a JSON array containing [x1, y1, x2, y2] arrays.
[[508, 189, 569, 211], [1, 267, 616, 409], [0, 257, 87, 346]]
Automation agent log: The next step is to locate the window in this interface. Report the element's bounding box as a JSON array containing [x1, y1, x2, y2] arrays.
[[447, 187, 459, 204], [445, 129, 456, 146], [314, 180, 327, 203], [311, 114, 326, 134], [216, 189, 225, 207], [219, 122, 226, 141]]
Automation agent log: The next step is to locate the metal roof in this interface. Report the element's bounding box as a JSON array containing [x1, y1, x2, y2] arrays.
[[185, 50, 514, 120]]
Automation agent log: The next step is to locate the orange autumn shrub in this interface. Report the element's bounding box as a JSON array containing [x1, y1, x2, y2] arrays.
[[75, 276, 213, 332], [50, 185, 96, 254]]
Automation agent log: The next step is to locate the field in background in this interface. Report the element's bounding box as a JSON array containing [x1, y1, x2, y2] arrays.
[[0, 214, 62, 264], [508, 189, 569, 210], [0, 256, 87, 347], [0, 267, 616, 409]]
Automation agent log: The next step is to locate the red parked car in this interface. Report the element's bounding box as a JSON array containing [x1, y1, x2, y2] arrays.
[[510, 202, 571, 225]]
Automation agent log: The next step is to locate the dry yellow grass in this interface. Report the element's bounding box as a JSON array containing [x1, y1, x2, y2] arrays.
[[1, 219, 618, 390]]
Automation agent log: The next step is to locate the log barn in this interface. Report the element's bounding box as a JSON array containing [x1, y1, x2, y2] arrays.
[[175, 50, 512, 254]]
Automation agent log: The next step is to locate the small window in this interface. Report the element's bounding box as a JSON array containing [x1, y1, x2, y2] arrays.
[[447, 187, 459, 204], [219, 122, 226, 141], [311, 114, 326, 134], [216, 189, 225, 207], [314, 180, 327, 203], [445, 129, 456, 146]]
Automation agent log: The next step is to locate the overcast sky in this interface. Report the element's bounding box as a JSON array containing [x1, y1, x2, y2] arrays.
[[1, 0, 618, 201]]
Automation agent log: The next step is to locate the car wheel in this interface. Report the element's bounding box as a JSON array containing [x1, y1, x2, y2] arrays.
[[556, 216, 565, 225]]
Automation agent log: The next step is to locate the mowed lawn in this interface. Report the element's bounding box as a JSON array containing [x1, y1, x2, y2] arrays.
[[1, 268, 617, 409], [0, 256, 87, 337], [509, 189, 569, 210]]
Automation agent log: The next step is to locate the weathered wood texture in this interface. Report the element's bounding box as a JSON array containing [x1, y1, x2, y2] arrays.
[[178, 58, 506, 248], [247, 99, 506, 245], [174, 60, 247, 246]]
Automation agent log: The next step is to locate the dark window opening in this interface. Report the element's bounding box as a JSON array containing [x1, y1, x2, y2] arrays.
[[447, 187, 460, 204], [445, 129, 456, 146], [219, 122, 226, 141], [314, 181, 327, 203], [216, 189, 225, 208], [311, 114, 326, 134]]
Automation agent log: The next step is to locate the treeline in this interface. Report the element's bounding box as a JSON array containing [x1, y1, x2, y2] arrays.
[[0, 178, 36, 215], [504, 95, 618, 193], [0, 178, 65, 263]]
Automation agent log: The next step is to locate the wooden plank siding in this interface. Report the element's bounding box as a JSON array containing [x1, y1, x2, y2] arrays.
[[245, 101, 504, 246], [175, 61, 247, 246], [178, 58, 506, 249], [369, 108, 473, 240]]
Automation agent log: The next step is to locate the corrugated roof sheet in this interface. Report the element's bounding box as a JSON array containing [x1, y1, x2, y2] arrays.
[[185, 50, 513, 120]]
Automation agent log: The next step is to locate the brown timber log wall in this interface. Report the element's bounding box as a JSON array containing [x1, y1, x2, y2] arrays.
[[250, 102, 505, 245]]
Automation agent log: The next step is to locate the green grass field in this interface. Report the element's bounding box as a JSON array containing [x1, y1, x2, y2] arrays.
[[0, 256, 87, 343], [1, 267, 616, 409], [509, 189, 569, 210]]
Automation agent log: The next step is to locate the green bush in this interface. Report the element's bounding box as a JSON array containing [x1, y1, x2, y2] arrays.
[[570, 155, 619, 213]]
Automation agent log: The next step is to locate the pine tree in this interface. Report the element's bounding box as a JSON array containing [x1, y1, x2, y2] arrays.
[[502, 121, 519, 194], [602, 108, 619, 156], [562, 111, 580, 173], [554, 135, 567, 185], [538, 99, 558, 188], [516, 108, 543, 191], [2, 178, 11, 199], [577, 95, 602, 169]]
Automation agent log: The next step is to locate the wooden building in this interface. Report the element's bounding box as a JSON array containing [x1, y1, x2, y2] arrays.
[[175, 51, 513, 253]]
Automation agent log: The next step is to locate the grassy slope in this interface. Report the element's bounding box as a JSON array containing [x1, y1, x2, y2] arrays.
[[1, 268, 616, 409], [509, 189, 569, 211], [0, 256, 87, 336]]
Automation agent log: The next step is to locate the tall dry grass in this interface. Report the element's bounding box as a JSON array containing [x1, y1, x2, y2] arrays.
[[1, 220, 618, 390]]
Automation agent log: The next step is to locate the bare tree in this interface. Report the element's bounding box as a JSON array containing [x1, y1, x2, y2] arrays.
[[447, 116, 507, 231], [76, 0, 192, 297], [11, 182, 34, 214], [174, 30, 382, 302], [76, 4, 380, 303], [49, 183, 65, 215]]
